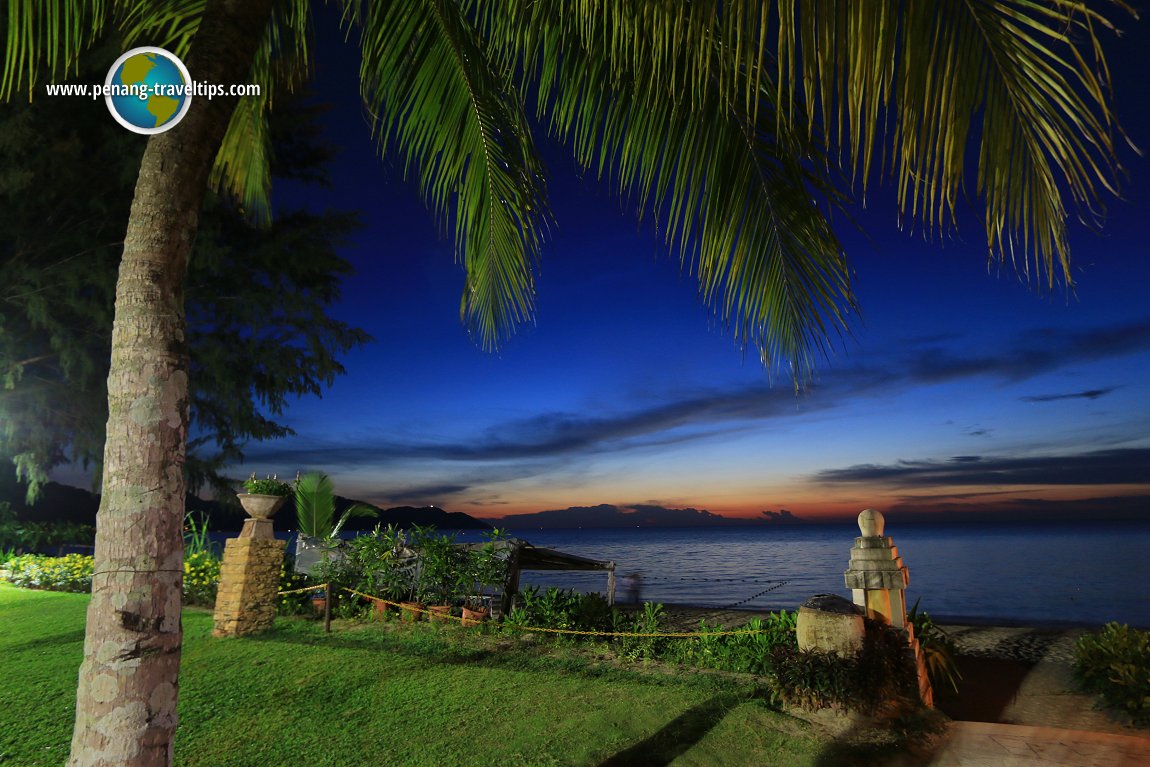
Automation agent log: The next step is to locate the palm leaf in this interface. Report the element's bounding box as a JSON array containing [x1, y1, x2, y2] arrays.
[[207, 0, 312, 224], [349, 0, 551, 351], [294, 470, 334, 538], [773, 0, 1129, 288], [477, 1, 855, 379], [331, 502, 377, 538], [123, 0, 312, 225], [1, 0, 113, 100]]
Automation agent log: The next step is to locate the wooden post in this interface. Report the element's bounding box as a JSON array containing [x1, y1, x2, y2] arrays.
[[500, 541, 522, 618], [606, 562, 616, 606], [323, 583, 331, 633]]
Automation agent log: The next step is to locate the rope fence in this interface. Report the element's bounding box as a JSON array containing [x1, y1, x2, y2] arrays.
[[281, 586, 792, 640], [277, 583, 329, 597]]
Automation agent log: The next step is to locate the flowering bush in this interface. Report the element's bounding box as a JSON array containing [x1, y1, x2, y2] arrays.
[[2, 552, 226, 605], [278, 559, 319, 616], [3, 553, 94, 592], [183, 551, 221, 606]]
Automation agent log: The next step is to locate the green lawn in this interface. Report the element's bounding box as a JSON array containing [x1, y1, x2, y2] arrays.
[[0, 583, 831, 766]]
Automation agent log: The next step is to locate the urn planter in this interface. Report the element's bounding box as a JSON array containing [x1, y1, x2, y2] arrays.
[[237, 493, 288, 539]]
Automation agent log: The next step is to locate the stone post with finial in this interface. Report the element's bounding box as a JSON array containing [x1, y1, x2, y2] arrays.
[[843, 508, 933, 706], [843, 508, 910, 628]]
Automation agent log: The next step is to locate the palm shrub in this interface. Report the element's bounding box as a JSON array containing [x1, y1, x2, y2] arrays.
[[295, 471, 377, 539], [907, 599, 962, 694]]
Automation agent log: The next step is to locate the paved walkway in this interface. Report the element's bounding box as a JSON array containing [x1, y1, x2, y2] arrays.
[[926, 625, 1150, 766], [928, 722, 1150, 766]]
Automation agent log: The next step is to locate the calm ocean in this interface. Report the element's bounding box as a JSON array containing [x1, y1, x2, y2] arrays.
[[456, 522, 1150, 628]]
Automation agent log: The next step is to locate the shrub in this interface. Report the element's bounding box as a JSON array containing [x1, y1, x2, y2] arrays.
[[278, 559, 323, 616], [616, 602, 667, 661], [1074, 622, 1150, 724], [667, 610, 798, 677], [766, 619, 918, 714], [4, 553, 94, 592], [183, 551, 221, 606], [506, 586, 613, 634], [0, 503, 96, 554]]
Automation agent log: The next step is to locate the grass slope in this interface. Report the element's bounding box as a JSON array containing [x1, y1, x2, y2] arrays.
[[0, 583, 828, 766]]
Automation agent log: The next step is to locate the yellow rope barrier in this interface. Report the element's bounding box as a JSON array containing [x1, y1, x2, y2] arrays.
[[342, 588, 775, 638], [277, 583, 329, 597]]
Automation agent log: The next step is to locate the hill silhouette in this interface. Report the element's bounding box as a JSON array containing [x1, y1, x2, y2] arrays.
[[1, 479, 490, 531], [486, 503, 802, 528]]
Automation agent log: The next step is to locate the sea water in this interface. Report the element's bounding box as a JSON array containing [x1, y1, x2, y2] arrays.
[[460, 522, 1150, 628]]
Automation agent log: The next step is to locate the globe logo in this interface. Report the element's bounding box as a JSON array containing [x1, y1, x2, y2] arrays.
[[105, 47, 192, 134]]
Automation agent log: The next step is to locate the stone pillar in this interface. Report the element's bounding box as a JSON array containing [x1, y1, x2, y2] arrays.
[[212, 537, 286, 637], [843, 509, 909, 628]]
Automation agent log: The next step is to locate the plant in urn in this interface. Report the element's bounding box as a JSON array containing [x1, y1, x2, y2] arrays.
[[238, 474, 294, 539]]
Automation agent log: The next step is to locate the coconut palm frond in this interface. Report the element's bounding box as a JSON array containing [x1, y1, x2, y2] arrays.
[[1, 0, 114, 100], [117, 0, 202, 59], [775, 0, 1130, 288], [351, 0, 551, 351], [121, 0, 311, 224], [478, 2, 854, 380], [475, 0, 773, 122], [209, 92, 272, 225], [208, 0, 310, 226]]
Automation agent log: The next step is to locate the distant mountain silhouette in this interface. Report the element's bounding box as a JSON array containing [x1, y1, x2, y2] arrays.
[[486, 503, 804, 528], [340, 503, 491, 531], [1, 480, 490, 531]]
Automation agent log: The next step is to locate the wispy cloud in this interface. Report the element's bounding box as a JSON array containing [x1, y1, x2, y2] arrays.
[[245, 382, 845, 467], [900, 318, 1150, 384], [1021, 387, 1118, 403], [816, 447, 1150, 487]]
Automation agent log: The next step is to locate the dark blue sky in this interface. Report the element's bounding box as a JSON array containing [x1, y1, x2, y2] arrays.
[[246, 8, 1150, 522]]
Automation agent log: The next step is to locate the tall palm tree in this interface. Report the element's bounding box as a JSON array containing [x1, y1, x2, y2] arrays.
[[1, 1, 1131, 765]]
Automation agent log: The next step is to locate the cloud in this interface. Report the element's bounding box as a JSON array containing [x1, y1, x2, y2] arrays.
[[760, 508, 800, 523], [1021, 387, 1118, 403], [816, 447, 1150, 487], [244, 381, 846, 469], [381, 482, 471, 503], [883, 494, 1149, 523], [900, 317, 1150, 384]]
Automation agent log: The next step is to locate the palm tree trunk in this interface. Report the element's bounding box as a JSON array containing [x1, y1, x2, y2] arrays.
[[68, 2, 272, 765]]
